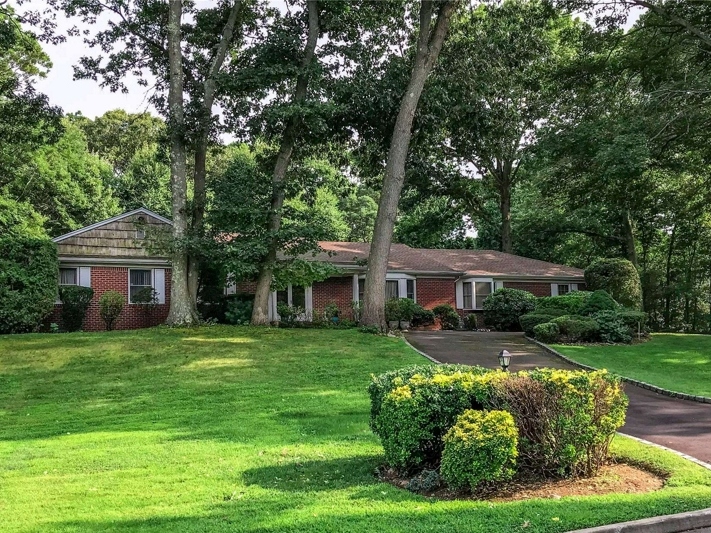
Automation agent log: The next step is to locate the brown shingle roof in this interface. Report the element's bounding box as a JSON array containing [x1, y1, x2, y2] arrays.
[[307, 242, 583, 279], [417, 249, 584, 279]]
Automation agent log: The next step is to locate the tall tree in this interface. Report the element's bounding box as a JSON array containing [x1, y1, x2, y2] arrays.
[[361, 0, 459, 329]]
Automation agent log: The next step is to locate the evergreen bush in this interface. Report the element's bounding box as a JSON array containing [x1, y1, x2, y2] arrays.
[[585, 258, 642, 310], [433, 304, 460, 330], [482, 288, 536, 331], [520, 313, 559, 336], [99, 290, 124, 331], [580, 289, 620, 316], [533, 322, 560, 343], [59, 285, 94, 332]]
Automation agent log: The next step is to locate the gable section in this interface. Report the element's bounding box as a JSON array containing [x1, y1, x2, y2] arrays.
[[54, 209, 172, 259]]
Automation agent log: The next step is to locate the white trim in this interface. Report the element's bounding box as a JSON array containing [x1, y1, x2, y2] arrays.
[[52, 208, 172, 243], [271, 283, 313, 321], [79, 266, 92, 288], [494, 280, 504, 291], [128, 267, 155, 304], [352, 274, 359, 301], [58, 257, 170, 267], [153, 268, 166, 304]]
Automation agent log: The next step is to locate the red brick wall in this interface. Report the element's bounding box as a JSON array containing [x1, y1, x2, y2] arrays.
[[503, 281, 552, 297], [50, 266, 171, 331], [416, 278, 456, 309], [313, 277, 354, 319]]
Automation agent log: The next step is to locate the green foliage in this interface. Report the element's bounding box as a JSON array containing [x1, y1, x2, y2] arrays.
[[537, 292, 592, 315], [619, 310, 648, 335], [98, 290, 124, 331], [397, 298, 419, 322], [520, 313, 560, 336], [464, 313, 479, 330], [225, 297, 254, 326], [592, 310, 632, 344], [580, 289, 619, 316], [277, 303, 304, 328], [405, 469, 442, 493], [323, 302, 340, 321], [489, 369, 628, 477], [0, 236, 58, 334], [585, 259, 642, 310], [411, 305, 435, 328], [59, 285, 94, 332], [440, 410, 518, 490], [0, 196, 47, 238], [483, 288, 536, 331], [384, 299, 402, 323], [433, 304, 460, 330], [533, 322, 560, 343], [550, 315, 600, 342]]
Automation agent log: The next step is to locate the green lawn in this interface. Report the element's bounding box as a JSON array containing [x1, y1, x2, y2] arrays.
[[1, 327, 711, 533], [553, 333, 711, 397]]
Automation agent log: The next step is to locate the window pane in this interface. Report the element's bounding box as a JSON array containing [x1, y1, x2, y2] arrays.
[[292, 285, 306, 308], [475, 282, 492, 309], [406, 280, 415, 301], [277, 290, 288, 304], [558, 284, 569, 295], [130, 270, 152, 287], [386, 280, 399, 300], [463, 282, 473, 309], [358, 279, 365, 301], [59, 268, 77, 285]]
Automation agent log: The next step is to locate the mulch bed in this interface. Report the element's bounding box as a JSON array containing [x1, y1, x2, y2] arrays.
[[379, 462, 665, 501]]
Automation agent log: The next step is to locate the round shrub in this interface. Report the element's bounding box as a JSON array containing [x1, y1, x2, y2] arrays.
[[59, 285, 94, 332], [411, 305, 435, 327], [580, 289, 619, 316], [440, 409, 518, 490], [619, 310, 647, 336], [533, 322, 560, 343], [585, 258, 642, 310], [536, 292, 592, 315], [592, 310, 632, 343], [0, 236, 58, 334], [482, 288, 536, 331], [463, 313, 479, 330], [225, 296, 253, 325], [520, 313, 559, 336], [99, 291, 125, 331], [550, 315, 600, 342], [433, 304, 460, 330]]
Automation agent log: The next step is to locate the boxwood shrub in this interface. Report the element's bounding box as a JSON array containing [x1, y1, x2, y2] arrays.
[[533, 322, 560, 343], [580, 289, 619, 316], [536, 291, 592, 315], [482, 288, 536, 331], [550, 315, 600, 342], [440, 409, 518, 490], [520, 313, 559, 336], [0, 236, 58, 334], [585, 258, 642, 310]]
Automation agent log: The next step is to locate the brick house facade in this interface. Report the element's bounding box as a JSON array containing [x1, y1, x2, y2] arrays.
[[53, 211, 585, 331]]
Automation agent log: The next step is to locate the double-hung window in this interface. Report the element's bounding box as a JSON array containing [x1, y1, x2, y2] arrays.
[[129, 269, 153, 303], [358, 276, 416, 302], [277, 284, 307, 309], [552, 283, 578, 296], [460, 279, 493, 310], [59, 268, 78, 286]]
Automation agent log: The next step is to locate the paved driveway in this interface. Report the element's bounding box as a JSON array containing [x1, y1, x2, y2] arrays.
[[405, 331, 711, 466]]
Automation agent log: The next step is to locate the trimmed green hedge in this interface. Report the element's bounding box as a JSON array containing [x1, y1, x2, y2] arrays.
[[550, 315, 600, 342], [520, 313, 559, 336], [482, 288, 536, 331], [0, 236, 58, 334], [536, 291, 592, 315], [533, 322, 560, 343], [585, 258, 642, 310]]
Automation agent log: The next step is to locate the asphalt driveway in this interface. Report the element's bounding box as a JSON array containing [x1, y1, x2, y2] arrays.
[[405, 330, 711, 466]]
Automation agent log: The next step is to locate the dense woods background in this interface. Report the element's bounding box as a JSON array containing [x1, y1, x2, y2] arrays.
[[3, 0, 711, 332]]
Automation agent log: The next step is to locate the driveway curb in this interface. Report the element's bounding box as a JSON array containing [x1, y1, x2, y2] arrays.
[[567, 508, 711, 533], [527, 337, 711, 405]]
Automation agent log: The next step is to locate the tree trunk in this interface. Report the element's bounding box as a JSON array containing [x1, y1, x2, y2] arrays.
[[664, 224, 676, 329], [621, 209, 638, 268], [498, 162, 513, 254], [188, 0, 243, 304], [166, 0, 199, 326], [251, 0, 320, 325], [361, 0, 458, 329]]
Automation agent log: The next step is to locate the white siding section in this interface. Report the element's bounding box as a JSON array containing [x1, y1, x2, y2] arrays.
[[494, 281, 504, 291], [455, 280, 464, 309], [153, 268, 166, 304], [551, 284, 558, 297], [79, 267, 92, 287]]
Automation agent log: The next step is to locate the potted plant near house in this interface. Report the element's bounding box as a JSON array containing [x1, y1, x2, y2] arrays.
[[385, 298, 402, 331]]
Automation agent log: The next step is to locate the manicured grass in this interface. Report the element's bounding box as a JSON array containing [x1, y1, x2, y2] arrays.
[[1, 327, 711, 532], [553, 333, 711, 397]]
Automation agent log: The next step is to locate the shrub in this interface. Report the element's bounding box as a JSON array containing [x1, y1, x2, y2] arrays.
[[520, 313, 559, 336], [488, 369, 627, 477], [619, 310, 648, 336], [580, 289, 619, 316], [440, 410, 518, 490], [351, 300, 363, 322], [482, 288, 536, 331], [59, 285, 94, 332], [550, 315, 600, 342], [385, 298, 402, 323], [406, 469, 442, 493], [323, 302, 340, 322], [99, 290, 125, 331], [277, 303, 303, 327], [536, 292, 592, 315], [464, 313, 479, 330], [225, 296, 253, 325], [0, 236, 58, 334], [585, 258, 642, 310], [533, 322, 560, 343], [411, 305, 435, 327], [592, 310, 632, 343], [433, 304, 460, 330]]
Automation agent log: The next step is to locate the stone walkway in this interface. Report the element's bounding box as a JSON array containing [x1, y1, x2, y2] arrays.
[[405, 331, 711, 465]]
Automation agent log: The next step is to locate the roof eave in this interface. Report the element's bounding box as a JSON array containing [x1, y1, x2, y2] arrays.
[[52, 208, 173, 243]]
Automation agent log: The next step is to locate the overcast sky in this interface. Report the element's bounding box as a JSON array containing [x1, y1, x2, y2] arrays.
[[33, 4, 642, 119]]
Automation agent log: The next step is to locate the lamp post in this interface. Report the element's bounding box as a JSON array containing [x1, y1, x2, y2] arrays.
[[498, 349, 511, 372]]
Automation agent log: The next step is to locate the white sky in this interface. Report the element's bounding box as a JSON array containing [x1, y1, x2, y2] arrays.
[[31, 3, 641, 119]]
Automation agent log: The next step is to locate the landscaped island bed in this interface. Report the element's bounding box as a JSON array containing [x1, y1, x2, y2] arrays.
[[1, 327, 711, 532], [553, 333, 711, 398]]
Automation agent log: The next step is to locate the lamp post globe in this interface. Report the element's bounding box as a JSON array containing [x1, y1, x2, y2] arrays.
[[498, 349, 511, 372]]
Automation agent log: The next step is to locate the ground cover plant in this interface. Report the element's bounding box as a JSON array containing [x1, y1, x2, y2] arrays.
[[1, 327, 711, 532], [553, 333, 711, 397]]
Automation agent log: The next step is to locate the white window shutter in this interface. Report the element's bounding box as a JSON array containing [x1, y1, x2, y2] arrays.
[[353, 274, 359, 301], [551, 283, 558, 297], [571, 283, 578, 292], [398, 279, 407, 299], [153, 268, 166, 304], [79, 267, 91, 287], [494, 281, 504, 291], [305, 286, 313, 320], [455, 280, 464, 309]]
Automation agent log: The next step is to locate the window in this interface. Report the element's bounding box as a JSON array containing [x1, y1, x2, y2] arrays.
[[277, 284, 308, 308], [406, 279, 415, 300], [475, 281, 492, 309], [136, 216, 146, 239], [59, 268, 78, 286], [129, 269, 153, 303], [386, 280, 399, 300], [358, 279, 365, 301], [462, 282, 473, 309], [557, 284, 570, 295]]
